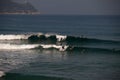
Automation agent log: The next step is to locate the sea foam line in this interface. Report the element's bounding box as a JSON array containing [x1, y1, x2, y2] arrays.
[[41, 44, 68, 51], [0, 34, 29, 40], [0, 43, 68, 51], [0, 43, 39, 50]]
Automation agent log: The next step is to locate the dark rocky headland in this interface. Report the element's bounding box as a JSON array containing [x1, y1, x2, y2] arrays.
[[0, 0, 40, 14]]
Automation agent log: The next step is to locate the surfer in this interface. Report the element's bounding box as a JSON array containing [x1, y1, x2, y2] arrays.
[[60, 37, 64, 42], [59, 46, 65, 51], [62, 46, 64, 49], [59, 45, 67, 51]]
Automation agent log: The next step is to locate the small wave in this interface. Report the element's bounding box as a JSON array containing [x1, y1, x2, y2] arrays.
[[0, 43, 39, 50], [66, 46, 120, 53], [66, 36, 120, 43], [3, 73, 73, 80], [0, 43, 69, 51], [0, 43, 119, 53]]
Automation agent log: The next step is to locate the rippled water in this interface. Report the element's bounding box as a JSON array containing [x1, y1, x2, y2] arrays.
[[0, 15, 120, 80]]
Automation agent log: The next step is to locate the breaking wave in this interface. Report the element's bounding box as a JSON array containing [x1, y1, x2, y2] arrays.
[[0, 43, 68, 51], [0, 33, 119, 52], [0, 33, 119, 43], [0, 43, 39, 50], [0, 43, 119, 53]]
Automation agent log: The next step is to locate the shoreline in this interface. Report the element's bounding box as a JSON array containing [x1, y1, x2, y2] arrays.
[[0, 12, 40, 15]]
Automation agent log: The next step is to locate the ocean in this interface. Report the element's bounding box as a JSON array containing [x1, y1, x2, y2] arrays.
[[0, 15, 120, 80]]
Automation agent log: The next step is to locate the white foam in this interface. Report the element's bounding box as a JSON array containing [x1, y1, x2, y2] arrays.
[[0, 71, 5, 77], [56, 35, 67, 41], [0, 34, 67, 42], [45, 34, 52, 37], [0, 43, 39, 50], [41, 44, 68, 51], [41, 44, 54, 48], [0, 34, 29, 40], [35, 33, 44, 37]]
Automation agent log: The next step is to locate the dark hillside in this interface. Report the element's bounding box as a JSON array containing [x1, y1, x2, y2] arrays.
[[0, 0, 39, 14]]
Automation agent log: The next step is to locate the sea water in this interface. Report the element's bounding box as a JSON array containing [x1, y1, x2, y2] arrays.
[[0, 15, 120, 80]]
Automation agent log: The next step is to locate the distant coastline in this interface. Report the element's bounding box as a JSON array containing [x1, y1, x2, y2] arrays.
[[0, 0, 39, 15], [0, 12, 40, 15]]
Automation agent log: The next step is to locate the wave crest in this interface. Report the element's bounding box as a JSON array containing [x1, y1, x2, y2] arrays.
[[0, 43, 39, 50], [0, 33, 119, 43], [0, 34, 29, 40]]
